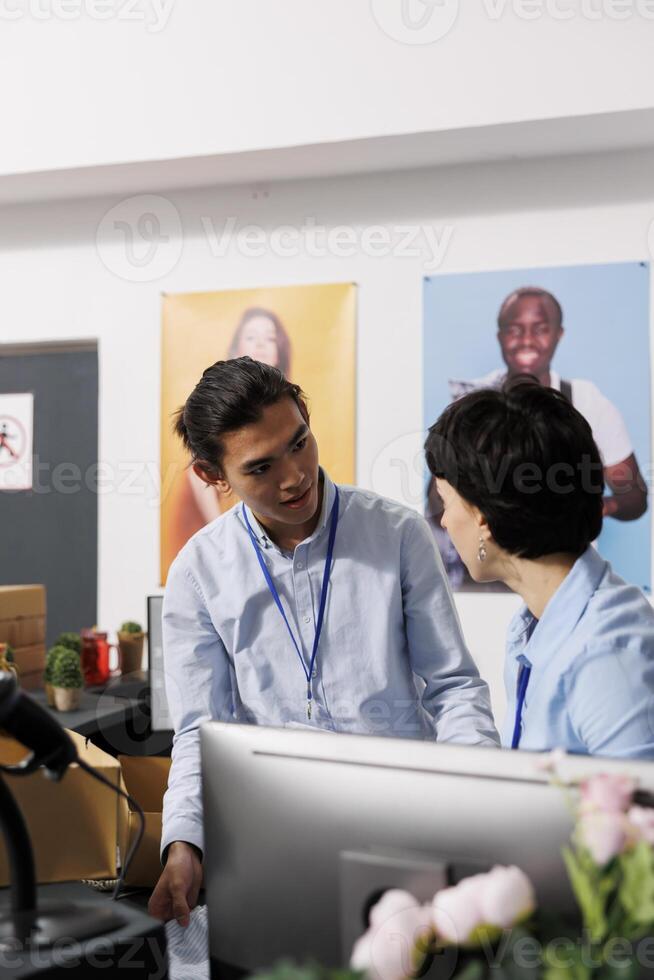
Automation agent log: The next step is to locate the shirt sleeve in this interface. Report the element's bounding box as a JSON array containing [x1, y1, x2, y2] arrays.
[[160, 555, 234, 859], [573, 380, 633, 468], [566, 641, 654, 759], [400, 514, 500, 747]]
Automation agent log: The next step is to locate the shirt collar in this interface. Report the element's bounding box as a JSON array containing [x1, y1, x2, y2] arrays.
[[506, 546, 607, 665], [238, 468, 335, 551]]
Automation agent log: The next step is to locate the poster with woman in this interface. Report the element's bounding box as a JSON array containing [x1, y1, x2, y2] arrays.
[[423, 262, 651, 593], [160, 282, 357, 582]]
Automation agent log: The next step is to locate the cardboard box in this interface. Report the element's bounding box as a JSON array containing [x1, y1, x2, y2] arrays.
[[0, 584, 46, 689], [0, 730, 121, 887], [117, 755, 171, 887]]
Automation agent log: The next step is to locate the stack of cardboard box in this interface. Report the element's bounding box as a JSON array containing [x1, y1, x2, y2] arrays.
[[0, 731, 171, 887], [0, 584, 46, 690]]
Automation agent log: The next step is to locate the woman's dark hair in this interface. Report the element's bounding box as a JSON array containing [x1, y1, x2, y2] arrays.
[[174, 356, 308, 478], [227, 307, 292, 377], [425, 378, 604, 559]]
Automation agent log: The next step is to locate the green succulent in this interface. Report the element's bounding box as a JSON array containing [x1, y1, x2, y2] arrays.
[[54, 631, 82, 655], [44, 644, 72, 685], [4, 644, 14, 664], [120, 621, 143, 635], [51, 648, 84, 690]]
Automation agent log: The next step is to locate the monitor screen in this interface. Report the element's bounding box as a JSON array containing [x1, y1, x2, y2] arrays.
[[201, 723, 654, 974], [147, 595, 172, 732]]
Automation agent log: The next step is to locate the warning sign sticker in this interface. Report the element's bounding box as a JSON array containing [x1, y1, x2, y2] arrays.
[[0, 394, 33, 491]]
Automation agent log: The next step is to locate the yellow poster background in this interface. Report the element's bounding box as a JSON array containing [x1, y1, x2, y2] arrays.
[[160, 282, 357, 582]]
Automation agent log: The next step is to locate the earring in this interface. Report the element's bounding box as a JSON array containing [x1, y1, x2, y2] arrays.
[[477, 536, 487, 563]]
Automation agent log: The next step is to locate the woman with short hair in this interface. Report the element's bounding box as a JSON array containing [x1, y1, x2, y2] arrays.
[[425, 378, 654, 759]]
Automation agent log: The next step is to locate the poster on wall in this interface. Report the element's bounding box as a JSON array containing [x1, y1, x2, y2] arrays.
[[0, 393, 33, 492], [160, 282, 357, 582], [423, 262, 652, 593]]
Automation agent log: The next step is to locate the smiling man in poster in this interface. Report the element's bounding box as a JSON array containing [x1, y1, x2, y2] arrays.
[[450, 286, 648, 524]]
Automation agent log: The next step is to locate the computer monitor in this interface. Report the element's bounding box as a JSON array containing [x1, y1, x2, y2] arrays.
[[201, 723, 654, 975], [147, 594, 172, 733]]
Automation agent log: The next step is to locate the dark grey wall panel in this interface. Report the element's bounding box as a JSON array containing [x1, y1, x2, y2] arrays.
[[0, 346, 98, 646]]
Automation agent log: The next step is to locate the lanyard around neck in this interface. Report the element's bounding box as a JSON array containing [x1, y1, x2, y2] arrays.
[[241, 487, 339, 720], [511, 662, 531, 750]]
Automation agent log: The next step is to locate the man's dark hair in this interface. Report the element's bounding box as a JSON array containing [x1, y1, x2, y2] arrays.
[[174, 356, 308, 478], [424, 378, 604, 560], [497, 286, 563, 330]]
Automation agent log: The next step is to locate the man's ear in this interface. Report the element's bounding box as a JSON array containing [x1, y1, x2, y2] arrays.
[[192, 461, 231, 496]]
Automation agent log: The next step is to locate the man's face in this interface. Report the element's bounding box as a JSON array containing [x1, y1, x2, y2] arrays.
[[497, 295, 563, 378], [204, 397, 320, 528]]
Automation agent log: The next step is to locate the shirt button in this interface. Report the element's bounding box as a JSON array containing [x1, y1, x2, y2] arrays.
[[297, 562, 304, 569], [304, 616, 311, 624]]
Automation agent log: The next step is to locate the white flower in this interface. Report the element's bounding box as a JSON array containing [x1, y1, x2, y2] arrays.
[[350, 890, 433, 980], [432, 866, 536, 946], [477, 866, 536, 929]]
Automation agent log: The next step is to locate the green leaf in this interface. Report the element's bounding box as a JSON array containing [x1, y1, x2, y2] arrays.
[[618, 841, 654, 928], [562, 846, 610, 944]]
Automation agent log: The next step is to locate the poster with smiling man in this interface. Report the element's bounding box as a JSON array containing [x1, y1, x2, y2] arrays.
[[423, 261, 651, 593]]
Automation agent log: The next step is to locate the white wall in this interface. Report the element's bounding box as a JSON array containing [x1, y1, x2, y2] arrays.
[[3, 0, 654, 175], [2, 144, 653, 720]]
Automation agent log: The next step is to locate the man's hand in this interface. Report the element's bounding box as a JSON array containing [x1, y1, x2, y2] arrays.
[[148, 841, 203, 927]]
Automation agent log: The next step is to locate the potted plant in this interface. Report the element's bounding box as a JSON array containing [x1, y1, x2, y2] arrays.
[[0, 642, 18, 680], [51, 647, 84, 711], [117, 621, 145, 676], [54, 631, 82, 655], [44, 643, 72, 706]]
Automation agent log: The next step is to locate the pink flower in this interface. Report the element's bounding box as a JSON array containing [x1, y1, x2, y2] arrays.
[[578, 811, 629, 865], [350, 890, 433, 980], [628, 806, 654, 846], [579, 774, 636, 815], [431, 867, 535, 946]]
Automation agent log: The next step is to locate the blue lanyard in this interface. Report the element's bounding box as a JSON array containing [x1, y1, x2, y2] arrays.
[[242, 487, 339, 721], [511, 663, 531, 750]]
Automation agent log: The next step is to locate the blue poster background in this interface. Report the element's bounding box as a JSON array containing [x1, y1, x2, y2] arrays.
[[423, 261, 652, 592]]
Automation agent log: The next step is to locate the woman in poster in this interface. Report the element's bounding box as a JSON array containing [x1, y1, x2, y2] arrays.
[[169, 309, 293, 555]]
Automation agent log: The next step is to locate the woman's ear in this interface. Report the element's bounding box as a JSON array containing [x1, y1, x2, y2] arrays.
[[473, 506, 492, 541], [192, 461, 231, 496]]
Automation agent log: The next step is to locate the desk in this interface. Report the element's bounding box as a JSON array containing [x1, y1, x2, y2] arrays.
[[0, 882, 167, 979], [28, 683, 173, 757]]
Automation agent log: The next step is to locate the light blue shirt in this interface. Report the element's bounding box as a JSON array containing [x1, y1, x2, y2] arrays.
[[161, 472, 499, 855], [502, 546, 654, 758]]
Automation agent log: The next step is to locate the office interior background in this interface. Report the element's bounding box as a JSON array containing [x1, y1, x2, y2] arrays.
[[5, 3, 653, 720]]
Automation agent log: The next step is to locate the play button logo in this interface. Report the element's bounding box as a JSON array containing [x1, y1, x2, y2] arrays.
[[370, 0, 459, 44]]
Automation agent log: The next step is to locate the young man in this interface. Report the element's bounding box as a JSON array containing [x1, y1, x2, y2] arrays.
[[149, 357, 498, 926]]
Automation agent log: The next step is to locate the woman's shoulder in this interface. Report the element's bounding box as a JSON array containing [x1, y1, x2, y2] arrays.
[[580, 562, 654, 647]]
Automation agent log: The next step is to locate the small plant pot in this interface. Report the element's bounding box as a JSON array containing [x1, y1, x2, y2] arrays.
[[45, 682, 55, 707], [53, 686, 81, 712], [118, 632, 145, 676]]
